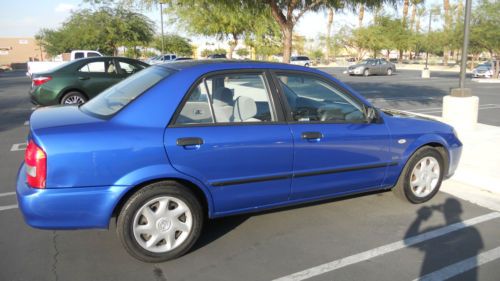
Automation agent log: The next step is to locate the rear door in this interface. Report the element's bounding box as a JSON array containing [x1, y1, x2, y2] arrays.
[[164, 70, 293, 214], [77, 58, 121, 98], [273, 71, 392, 199]]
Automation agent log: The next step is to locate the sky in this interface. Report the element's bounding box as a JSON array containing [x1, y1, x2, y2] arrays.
[[0, 0, 443, 41]]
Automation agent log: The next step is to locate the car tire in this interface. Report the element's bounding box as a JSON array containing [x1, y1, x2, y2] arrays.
[[392, 146, 445, 204], [363, 69, 370, 77], [387, 68, 393, 76], [61, 91, 87, 105], [116, 181, 204, 262], [304, 63, 310, 67]]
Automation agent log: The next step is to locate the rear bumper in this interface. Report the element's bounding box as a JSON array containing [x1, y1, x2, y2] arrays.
[[16, 163, 130, 229]]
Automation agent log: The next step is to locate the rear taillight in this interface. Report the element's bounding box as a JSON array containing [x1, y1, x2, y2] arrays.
[[32, 76, 52, 87], [25, 140, 46, 189]]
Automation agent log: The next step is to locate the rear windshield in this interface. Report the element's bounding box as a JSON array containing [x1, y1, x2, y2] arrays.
[[81, 66, 174, 117]]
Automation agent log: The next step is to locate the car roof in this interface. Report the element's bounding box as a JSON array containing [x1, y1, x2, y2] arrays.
[[156, 59, 313, 72]]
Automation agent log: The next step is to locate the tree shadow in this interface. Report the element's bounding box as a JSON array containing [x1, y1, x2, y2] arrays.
[[405, 198, 484, 280]]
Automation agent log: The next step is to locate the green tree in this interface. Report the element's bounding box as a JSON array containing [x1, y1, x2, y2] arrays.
[[470, 0, 500, 77], [154, 34, 193, 56], [38, 7, 155, 56], [200, 48, 227, 58], [162, 0, 270, 59], [235, 48, 249, 58]]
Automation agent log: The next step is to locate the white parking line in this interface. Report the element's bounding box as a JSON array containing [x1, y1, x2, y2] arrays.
[[10, 142, 27, 151], [0, 192, 16, 197], [415, 246, 500, 281], [0, 204, 18, 212], [272, 212, 500, 281]]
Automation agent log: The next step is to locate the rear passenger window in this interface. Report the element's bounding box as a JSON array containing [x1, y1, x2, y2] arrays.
[[175, 73, 276, 125]]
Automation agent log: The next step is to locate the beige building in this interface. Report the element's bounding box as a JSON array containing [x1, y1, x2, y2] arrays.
[[0, 37, 47, 67]]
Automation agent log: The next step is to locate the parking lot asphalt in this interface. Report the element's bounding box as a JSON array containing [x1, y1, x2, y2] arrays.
[[1, 70, 500, 281]]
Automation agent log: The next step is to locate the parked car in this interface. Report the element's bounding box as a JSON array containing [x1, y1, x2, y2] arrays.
[[290, 56, 311, 67], [207, 54, 227, 59], [148, 54, 177, 64], [30, 56, 149, 106], [17, 60, 462, 262], [27, 50, 102, 77], [472, 61, 499, 78], [347, 58, 396, 76]]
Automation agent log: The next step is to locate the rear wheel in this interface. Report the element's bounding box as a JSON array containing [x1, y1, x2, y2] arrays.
[[387, 68, 393, 76], [393, 147, 445, 203], [61, 91, 87, 105], [117, 181, 203, 262]]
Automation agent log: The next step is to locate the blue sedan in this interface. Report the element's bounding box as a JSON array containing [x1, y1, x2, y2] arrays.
[[17, 60, 462, 262]]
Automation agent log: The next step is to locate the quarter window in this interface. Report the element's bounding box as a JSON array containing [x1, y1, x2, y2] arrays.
[[277, 73, 365, 122], [175, 73, 275, 125]]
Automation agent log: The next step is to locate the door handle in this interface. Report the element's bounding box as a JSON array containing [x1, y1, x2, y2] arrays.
[[78, 76, 90, 80], [301, 132, 323, 140], [176, 137, 204, 146]]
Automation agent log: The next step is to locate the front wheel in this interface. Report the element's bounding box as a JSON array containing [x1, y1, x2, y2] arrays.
[[393, 147, 445, 204], [363, 69, 370, 76], [117, 181, 203, 262]]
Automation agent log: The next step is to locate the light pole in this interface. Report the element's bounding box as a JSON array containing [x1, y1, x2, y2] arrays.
[[160, 2, 164, 54], [424, 10, 432, 70], [458, 0, 472, 90]]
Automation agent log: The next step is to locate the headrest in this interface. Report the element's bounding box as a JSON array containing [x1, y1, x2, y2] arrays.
[[234, 96, 257, 121]]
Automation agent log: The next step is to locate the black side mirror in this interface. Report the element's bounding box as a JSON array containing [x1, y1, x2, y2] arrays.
[[365, 106, 377, 123]]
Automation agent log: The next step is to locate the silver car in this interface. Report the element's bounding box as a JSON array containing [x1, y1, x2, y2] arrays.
[[290, 56, 311, 67], [347, 58, 396, 76], [472, 62, 498, 78]]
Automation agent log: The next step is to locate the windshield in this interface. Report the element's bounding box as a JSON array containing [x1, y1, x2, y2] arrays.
[[81, 66, 174, 117]]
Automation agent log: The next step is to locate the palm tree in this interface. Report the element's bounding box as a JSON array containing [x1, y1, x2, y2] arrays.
[[442, 0, 451, 65], [410, 0, 424, 31], [358, 4, 365, 27], [326, 8, 335, 62]]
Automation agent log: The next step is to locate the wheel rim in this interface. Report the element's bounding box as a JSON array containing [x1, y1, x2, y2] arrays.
[[364, 70, 369, 76], [132, 196, 193, 253], [63, 95, 85, 104], [410, 156, 441, 198], [387, 69, 392, 75]]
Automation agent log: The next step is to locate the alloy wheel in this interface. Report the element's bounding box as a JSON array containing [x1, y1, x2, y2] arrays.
[[409, 156, 441, 198]]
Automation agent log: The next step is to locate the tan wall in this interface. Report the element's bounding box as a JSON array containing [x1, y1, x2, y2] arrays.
[[0, 37, 48, 66]]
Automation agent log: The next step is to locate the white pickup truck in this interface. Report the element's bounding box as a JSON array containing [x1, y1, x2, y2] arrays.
[[26, 50, 102, 77]]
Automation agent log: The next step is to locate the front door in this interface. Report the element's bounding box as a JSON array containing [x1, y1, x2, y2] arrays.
[[274, 72, 392, 200], [164, 71, 293, 214]]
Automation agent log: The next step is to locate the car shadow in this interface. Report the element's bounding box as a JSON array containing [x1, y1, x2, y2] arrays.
[[192, 188, 391, 252]]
